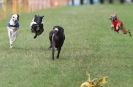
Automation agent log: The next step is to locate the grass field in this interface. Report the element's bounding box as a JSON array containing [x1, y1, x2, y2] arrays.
[[0, 4, 133, 87]]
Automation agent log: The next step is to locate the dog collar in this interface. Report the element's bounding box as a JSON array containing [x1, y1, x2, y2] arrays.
[[8, 22, 19, 28]]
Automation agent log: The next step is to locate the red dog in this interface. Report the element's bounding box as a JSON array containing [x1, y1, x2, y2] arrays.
[[109, 14, 132, 37]]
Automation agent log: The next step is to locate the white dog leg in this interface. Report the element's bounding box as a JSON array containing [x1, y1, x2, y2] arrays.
[[12, 30, 18, 43], [7, 28, 13, 48]]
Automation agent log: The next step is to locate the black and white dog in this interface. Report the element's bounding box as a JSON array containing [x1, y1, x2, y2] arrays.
[[49, 26, 65, 60], [7, 14, 19, 48], [30, 15, 44, 39]]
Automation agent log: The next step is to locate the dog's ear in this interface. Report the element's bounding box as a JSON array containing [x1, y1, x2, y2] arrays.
[[41, 16, 44, 18], [41, 16, 44, 19], [17, 14, 19, 20], [35, 15, 37, 18], [109, 17, 112, 20]]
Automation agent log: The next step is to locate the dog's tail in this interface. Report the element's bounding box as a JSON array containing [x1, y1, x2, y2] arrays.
[[52, 33, 55, 60]]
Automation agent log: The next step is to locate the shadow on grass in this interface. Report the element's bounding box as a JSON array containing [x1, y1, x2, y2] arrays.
[[2, 46, 50, 53], [14, 47, 50, 52]]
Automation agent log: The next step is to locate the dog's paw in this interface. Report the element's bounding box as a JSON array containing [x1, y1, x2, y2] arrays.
[[34, 37, 36, 39], [10, 44, 13, 48], [34, 36, 37, 39]]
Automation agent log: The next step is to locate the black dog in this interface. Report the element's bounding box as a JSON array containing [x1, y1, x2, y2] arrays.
[[30, 15, 44, 39], [49, 26, 65, 60]]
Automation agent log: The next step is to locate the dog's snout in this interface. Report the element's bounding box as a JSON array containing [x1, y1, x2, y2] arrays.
[[14, 20, 18, 23], [53, 29, 58, 34]]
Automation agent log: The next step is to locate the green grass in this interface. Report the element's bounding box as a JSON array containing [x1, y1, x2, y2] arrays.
[[0, 4, 133, 87]]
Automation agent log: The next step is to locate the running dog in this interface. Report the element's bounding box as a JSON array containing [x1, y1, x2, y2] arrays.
[[49, 26, 65, 60], [7, 14, 19, 48], [109, 14, 132, 37], [30, 15, 44, 39], [80, 74, 108, 87]]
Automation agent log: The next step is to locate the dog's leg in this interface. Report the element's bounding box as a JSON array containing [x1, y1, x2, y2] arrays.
[[128, 30, 132, 37], [34, 33, 37, 39], [111, 24, 114, 30], [57, 48, 61, 59], [12, 30, 18, 42], [7, 28, 13, 48], [49, 35, 52, 49], [10, 30, 14, 48], [48, 41, 52, 49], [52, 34, 55, 60], [52, 44, 55, 60], [122, 28, 132, 37]]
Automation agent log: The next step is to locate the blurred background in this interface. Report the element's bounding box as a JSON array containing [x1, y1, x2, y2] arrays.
[[0, 0, 133, 19]]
